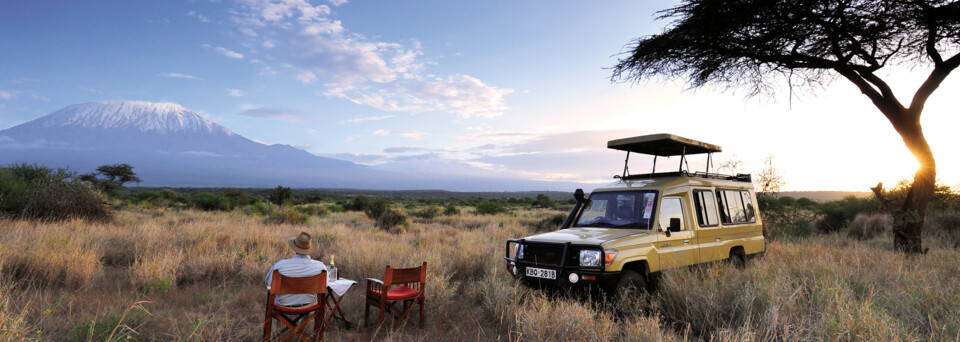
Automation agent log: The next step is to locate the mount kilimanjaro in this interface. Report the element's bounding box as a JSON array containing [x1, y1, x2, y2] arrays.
[[0, 101, 571, 190]]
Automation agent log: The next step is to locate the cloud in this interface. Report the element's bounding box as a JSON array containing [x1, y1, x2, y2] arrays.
[[228, 0, 512, 118], [187, 10, 210, 22], [338, 114, 395, 124], [383, 146, 427, 154], [226, 88, 246, 97], [238, 107, 301, 122], [0, 90, 15, 99], [372, 129, 429, 139], [215, 46, 244, 59], [158, 73, 204, 80]]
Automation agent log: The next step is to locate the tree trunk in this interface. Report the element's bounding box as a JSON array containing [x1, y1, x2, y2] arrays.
[[892, 120, 936, 254]]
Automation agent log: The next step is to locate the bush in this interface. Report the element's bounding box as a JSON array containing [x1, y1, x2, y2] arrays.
[[443, 204, 461, 216], [816, 196, 877, 232], [222, 188, 259, 207], [266, 206, 309, 225], [763, 206, 817, 240], [189, 193, 232, 211], [245, 202, 273, 217], [411, 205, 443, 219], [534, 214, 567, 232], [475, 200, 508, 215], [847, 212, 893, 240], [0, 164, 110, 221], [532, 194, 555, 208], [376, 208, 408, 230], [268, 185, 292, 205], [363, 198, 389, 220], [326, 204, 343, 213], [345, 195, 371, 212]]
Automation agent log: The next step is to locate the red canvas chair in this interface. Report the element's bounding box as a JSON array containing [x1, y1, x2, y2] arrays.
[[263, 270, 328, 342], [364, 262, 427, 329]]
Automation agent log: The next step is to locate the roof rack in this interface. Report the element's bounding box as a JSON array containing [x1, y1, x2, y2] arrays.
[[609, 133, 730, 179], [621, 171, 752, 183]]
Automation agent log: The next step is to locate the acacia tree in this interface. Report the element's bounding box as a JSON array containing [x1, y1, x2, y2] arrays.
[[613, 0, 960, 254]]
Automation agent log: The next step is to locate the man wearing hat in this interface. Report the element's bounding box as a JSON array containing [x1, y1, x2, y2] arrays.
[[265, 231, 328, 307]]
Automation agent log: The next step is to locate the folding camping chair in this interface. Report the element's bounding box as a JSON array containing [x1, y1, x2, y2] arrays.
[[263, 270, 327, 342], [363, 262, 426, 329]]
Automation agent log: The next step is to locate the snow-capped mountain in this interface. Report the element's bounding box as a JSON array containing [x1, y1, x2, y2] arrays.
[[36, 101, 230, 135], [0, 101, 366, 188], [0, 101, 576, 190]]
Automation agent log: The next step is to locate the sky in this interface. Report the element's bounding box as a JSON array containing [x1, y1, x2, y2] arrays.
[[1, 0, 958, 191]]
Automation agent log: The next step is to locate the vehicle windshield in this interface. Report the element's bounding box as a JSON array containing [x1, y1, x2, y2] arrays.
[[574, 191, 657, 229]]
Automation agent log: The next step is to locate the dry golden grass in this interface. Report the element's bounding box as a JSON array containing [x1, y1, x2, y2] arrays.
[[0, 206, 958, 341]]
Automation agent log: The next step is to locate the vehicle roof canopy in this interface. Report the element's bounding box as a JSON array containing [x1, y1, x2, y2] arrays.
[[607, 133, 721, 156]]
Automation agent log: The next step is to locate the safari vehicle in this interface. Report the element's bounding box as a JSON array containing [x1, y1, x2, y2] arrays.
[[504, 134, 765, 294]]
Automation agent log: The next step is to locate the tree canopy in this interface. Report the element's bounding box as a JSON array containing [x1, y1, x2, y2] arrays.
[[613, 0, 960, 253]]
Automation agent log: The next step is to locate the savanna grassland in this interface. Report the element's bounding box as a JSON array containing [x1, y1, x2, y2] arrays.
[[1, 202, 959, 341], [1, 165, 960, 341]]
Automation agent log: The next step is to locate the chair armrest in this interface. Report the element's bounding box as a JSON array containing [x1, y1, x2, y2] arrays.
[[365, 278, 383, 285]]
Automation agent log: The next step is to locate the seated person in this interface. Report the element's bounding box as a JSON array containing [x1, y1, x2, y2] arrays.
[[265, 231, 327, 307], [615, 205, 635, 221]]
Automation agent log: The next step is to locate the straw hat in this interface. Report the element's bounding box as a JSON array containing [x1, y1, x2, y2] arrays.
[[287, 232, 313, 254]]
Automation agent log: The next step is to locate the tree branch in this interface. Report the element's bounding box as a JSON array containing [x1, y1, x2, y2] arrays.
[[909, 53, 960, 118]]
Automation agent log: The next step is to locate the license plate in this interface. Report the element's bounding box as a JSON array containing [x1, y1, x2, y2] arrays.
[[525, 267, 556, 280]]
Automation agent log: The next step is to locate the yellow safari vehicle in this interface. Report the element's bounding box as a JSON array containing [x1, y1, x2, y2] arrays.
[[504, 134, 765, 294]]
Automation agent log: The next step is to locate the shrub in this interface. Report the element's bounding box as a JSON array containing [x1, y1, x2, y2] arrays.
[[816, 196, 877, 232], [363, 198, 389, 220], [532, 194, 555, 208], [0, 164, 110, 221], [222, 188, 259, 207], [344, 195, 371, 212], [325, 204, 343, 213], [475, 200, 508, 215], [763, 206, 818, 240], [847, 212, 893, 240], [266, 206, 309, 225], [411, 205, 443, 219], [268, 185, 292, 205], [245, 202, 273, 217], [189, 193, 232, 211], [534, 214, 567, 232], [376, 208, 408, 230], [133, 191, 164, 206], [443, 204, 461, 216]]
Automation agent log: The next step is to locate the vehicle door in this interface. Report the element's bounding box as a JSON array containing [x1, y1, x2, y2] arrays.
[[691, 189, 725, 262], [656, 196, 699, 268]]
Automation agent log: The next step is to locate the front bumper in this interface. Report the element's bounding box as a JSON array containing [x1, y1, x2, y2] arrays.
[[504, 239, 621, 289]]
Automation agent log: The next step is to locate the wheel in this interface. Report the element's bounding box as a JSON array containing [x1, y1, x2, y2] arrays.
[[729, 248, 746, 269], [614, 270, 647, 299]]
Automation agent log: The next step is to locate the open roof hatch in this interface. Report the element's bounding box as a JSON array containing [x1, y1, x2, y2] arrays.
[[609, 133, 747, 181]]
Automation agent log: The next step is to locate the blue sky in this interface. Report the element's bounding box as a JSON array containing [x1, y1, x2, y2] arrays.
[[2, 0, 958, 191]]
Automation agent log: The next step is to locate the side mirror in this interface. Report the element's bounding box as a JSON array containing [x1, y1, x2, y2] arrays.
[[669, 218, 682, 232]]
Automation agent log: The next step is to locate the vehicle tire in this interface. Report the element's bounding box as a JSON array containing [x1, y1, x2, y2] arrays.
[[614, 270, 647, 299], [729, 248, 746, 269]]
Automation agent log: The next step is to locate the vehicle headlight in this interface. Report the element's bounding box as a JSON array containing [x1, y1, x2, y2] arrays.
[[515, 244, 525, 259], [579, 250, 601, 267]]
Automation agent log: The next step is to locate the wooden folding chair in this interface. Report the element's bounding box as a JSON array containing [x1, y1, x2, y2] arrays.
[[263, 270, 328, 342], [364, 262, 426, 329]]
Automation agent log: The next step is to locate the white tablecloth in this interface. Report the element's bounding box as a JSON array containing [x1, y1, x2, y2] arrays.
[[328, 278, 356, 297]]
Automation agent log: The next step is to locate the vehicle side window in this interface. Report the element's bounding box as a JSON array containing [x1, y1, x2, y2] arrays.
[[741, 190, 756, 222], [693, 190, 719, 227], [717, 189, 748, 224], [658, 197, 685, 231]]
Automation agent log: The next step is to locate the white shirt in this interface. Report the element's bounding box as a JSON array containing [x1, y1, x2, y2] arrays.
[[265, 254, 327, 306]]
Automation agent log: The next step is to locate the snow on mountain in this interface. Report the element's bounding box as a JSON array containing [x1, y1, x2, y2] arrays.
[[0, 101, 579, 190], [34, 101, 233, 136]]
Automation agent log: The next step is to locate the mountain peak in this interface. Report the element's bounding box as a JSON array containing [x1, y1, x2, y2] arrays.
[[35, 101, 233, 136]]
